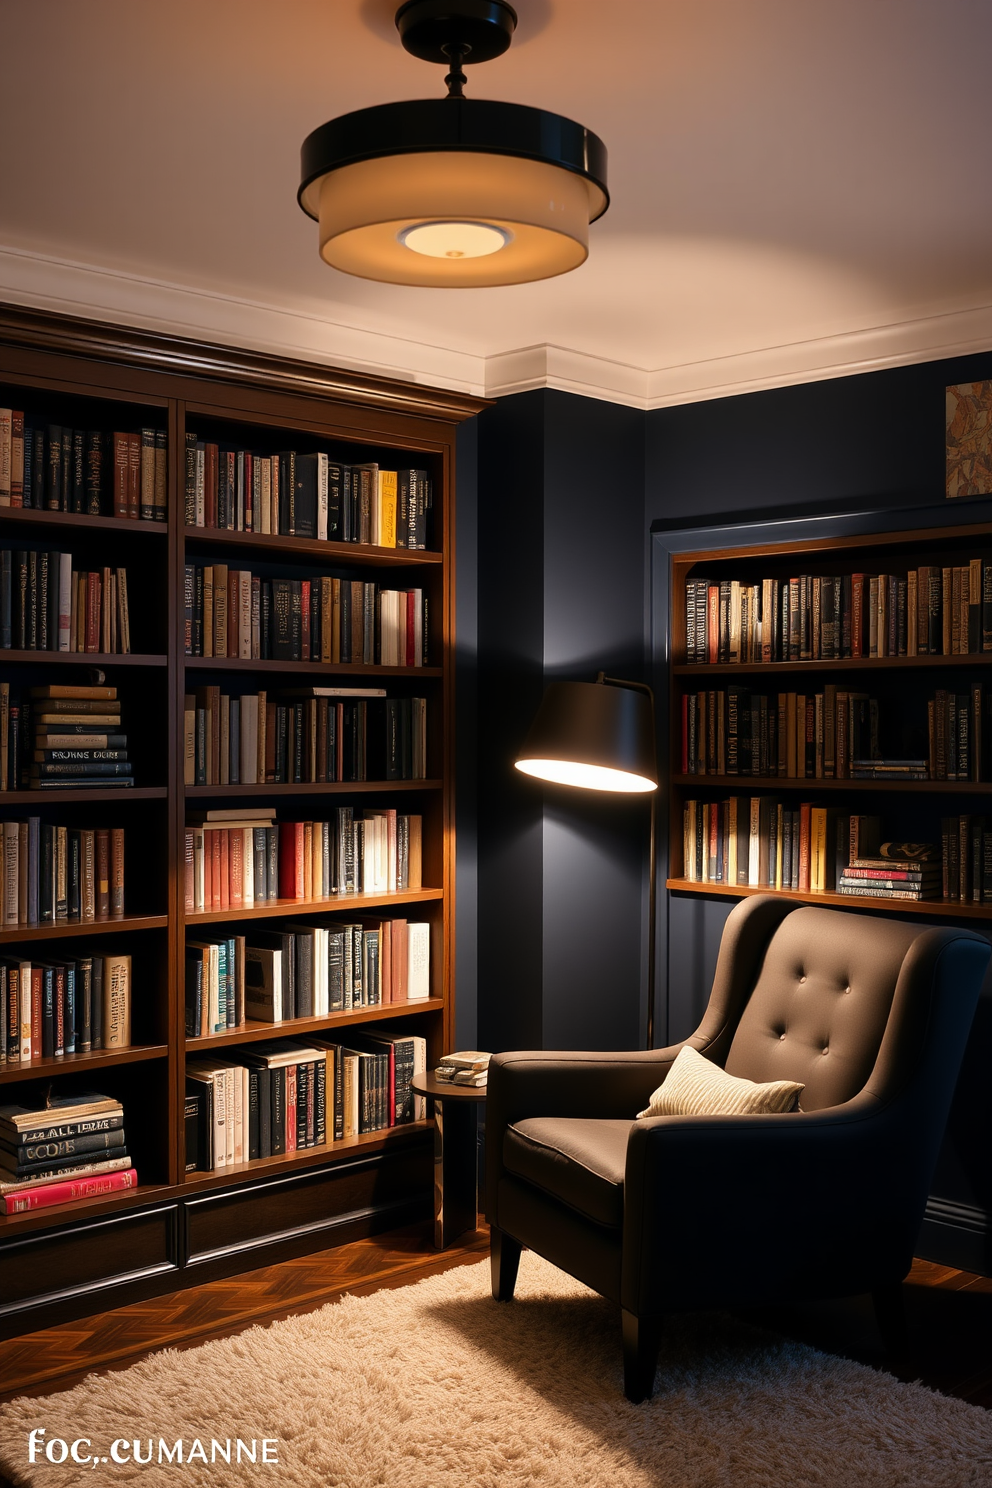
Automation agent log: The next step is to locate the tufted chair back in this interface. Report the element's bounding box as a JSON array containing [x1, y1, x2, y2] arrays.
[[723, 905, 924, 1110]]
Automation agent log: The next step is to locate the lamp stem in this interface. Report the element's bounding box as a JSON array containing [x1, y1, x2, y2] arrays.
[[597, 673, 658, 1050], [442, 43, 469, 97]]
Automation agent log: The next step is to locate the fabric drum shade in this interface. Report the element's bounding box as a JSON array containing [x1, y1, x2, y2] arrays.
[[514, 680, 658, 793]]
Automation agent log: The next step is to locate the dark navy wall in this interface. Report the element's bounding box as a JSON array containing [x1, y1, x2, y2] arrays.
[[473, 389, 647, 1053]]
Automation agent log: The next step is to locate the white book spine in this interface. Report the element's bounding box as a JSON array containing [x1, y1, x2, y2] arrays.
[[407, 923, 430, 1000]]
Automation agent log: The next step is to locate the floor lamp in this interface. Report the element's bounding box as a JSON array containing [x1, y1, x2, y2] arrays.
[[514, 673, 660, 1048]]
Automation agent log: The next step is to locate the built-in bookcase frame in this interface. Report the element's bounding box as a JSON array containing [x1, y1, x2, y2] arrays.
[[0, 304, 485, 1334]]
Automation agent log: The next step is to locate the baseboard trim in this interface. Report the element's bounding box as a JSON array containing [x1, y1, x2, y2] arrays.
[[917, 1197, 990, 1276]]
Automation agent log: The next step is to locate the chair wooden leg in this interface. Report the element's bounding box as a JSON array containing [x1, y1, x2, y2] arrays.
[[872, 1282, 910, 1360], [490, 1227, 522, 1302], [622, 1309, 662, 1403]]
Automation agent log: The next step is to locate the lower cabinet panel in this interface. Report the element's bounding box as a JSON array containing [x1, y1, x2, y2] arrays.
[[0, 1140, 434, 1337], [0, 1205, 179, 1320], [184, 1144, 433, 1266]]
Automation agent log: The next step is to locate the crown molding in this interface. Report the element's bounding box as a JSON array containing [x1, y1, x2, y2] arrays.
[[1, 241, 990, 414]]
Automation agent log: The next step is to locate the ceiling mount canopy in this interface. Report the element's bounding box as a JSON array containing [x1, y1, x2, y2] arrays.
[[298, 0, 609, 288]]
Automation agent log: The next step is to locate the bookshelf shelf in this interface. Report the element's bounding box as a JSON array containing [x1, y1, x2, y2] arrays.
[[671, 774, 992, 795], [675, 655, 992, 676], [0, 1044, 169, 1084], [669, 516, 992, 921], [0, 508, 169, 537], [186, 887, 444, 927], [185, 997, 445, 1051], [0, 787, 167, 804], [184, 526, 442, 568], [667, 877, 992, 918], [184, 780, 442, 798], [183, 657, 442, 678], [0, 303, 481, 1316], [0, 652, 167, 668], [0, 915, 168, 943], [179, 1119, 431, 1192]]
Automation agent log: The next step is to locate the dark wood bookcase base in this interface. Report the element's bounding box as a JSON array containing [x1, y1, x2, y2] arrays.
[[0, 1132, 432, 1339]]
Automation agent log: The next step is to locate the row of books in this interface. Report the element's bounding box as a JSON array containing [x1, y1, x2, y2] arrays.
[[1, 819, 125, 925], [0, 415, 166, 520], [0, 549, 132, 653], [185, 1031, 427, 1170], [681, 683, 992, 782], [183, 438, 432, 549], [182, 566, 427, 667], [182, 687, 427, 786], [0, 1092, 136, 1214], [182, 808, 423, 913], [186, 917, 430, 1036], [941, 816, 992, 903], [0, 952, 131, 1064], [684, 561, 992, 663]]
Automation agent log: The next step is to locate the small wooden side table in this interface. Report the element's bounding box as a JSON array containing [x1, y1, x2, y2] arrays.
[[411, 1071, 486, 1249]]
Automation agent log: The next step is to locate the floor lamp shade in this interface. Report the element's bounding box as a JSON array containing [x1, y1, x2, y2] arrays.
[[514, 680, 658, 793]]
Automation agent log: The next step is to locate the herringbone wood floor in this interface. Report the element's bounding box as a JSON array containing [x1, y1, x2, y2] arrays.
[[0, 1235, 989, 1417]]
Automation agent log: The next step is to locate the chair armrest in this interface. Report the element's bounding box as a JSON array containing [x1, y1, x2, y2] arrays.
[[488, 1047, 680, 1125], [621, 1095, 923, 1315]]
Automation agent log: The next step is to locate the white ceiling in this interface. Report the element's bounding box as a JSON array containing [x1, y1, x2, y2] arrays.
[[2, 0, 991, 407]]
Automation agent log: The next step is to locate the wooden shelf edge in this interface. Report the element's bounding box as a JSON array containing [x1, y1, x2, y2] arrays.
[[672, 775, 992, 794], [182, 656, 441, 677], [185, 889, 442, 925], [0, 652, 166, 667], [674, 654, 992, 674], [0, 915, 168, 942], [0, 1182, 172, 1233], [184, 526, 442, 566], [0, 506, 168, 536], [0, 1044, 169, 1083], [184, 780, 442, 797], [0, 788, 167, 804], [178, 1119, 432, 1192], [666, 878, 992, 918], [185, 998, 444, 1051]]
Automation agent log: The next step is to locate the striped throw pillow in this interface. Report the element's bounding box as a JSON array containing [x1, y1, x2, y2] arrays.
[[637, 1045, 804, 1118]]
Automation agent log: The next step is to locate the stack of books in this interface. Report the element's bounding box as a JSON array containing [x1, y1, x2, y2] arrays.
[[434, 1051, 490, 1088], [0, 1090, 135, 1213], [30, 684, 132, 789], [849, 758, 930, 781], [837, 846, 941, 901]]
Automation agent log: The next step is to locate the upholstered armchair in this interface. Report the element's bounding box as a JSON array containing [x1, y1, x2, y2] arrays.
[[486, 895, 990, 1401]]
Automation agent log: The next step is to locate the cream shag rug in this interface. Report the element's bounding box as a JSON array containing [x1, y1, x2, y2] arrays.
[[2, 1251, 991, 1488]]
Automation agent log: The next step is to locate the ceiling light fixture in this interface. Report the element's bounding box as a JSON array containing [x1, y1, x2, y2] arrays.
[[298, 0, 609, 288]]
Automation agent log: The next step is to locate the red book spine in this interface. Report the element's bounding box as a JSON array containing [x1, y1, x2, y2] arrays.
[[707, 585, 719, 664], [277, 822, 305, 899], [96, 828, 110, 920], [227, 570, 238, 658], [229, 829, 243, 908], [211, 831, 222, 911], [31, 967, 42, 1061], [4, 1168, 137, 1214], [301, 580, 311, 661], [286, 1064, 297, 1152], [85, 571, 101, 653], [851, 575, 864, 658], [113, 434, 129, 518], [184, 830, 194, 913], [205, 443, 218, 529], [10, 411, 23, 506], [127, 433, 141, 519]]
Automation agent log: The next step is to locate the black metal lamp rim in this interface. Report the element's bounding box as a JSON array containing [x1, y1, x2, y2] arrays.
[[298, 97, 609, 221]]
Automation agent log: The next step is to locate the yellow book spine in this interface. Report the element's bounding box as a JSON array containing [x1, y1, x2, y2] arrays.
[[378, 470, 397, 548]]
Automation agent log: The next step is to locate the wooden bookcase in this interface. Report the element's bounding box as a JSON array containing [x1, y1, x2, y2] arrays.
[[665, 516, 992, 920], [0, 304, 485, 1336]]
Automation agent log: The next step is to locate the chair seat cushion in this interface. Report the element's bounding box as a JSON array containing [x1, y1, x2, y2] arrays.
[[503, 1117, 632, 1228]]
